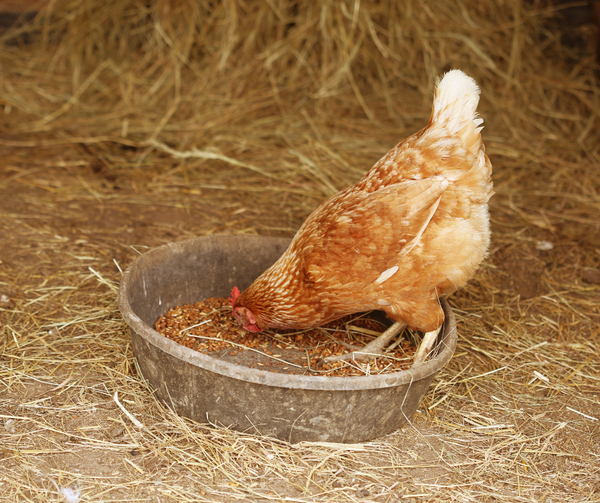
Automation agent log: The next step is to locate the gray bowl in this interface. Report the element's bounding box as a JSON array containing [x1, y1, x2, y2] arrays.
[[118, 235, 457, 443]]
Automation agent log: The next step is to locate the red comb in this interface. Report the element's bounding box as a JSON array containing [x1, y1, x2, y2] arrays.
[[230, 286, 241, 307]]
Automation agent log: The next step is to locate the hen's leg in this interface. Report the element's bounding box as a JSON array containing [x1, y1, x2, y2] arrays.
[[323, 321, 407, 363], [413, 327, 441, 365]]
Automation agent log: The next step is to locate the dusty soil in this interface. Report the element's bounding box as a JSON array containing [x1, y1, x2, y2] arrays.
[[2, 131, 599, 503]]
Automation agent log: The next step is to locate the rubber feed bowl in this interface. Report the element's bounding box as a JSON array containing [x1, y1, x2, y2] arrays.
[[118, 235, 457, 443]]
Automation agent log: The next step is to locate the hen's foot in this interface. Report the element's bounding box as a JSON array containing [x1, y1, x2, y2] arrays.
[[322, 323, 442, 366], [323, 321, 407, 363], [413, 327, 442, 365]]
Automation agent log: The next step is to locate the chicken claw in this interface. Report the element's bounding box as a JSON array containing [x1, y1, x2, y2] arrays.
[[323, 321, 407, 363], [413, 327, 442, 365], [323, 322, 441, 366]]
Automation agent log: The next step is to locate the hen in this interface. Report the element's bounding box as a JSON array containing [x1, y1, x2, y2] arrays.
[[232, 70, 493, 365]]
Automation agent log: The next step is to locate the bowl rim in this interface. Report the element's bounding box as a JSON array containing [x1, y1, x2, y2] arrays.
[[118, 235, 457, 391]]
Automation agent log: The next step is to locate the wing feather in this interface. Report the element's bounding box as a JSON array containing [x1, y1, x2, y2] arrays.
[[300, 177, 449, 290]]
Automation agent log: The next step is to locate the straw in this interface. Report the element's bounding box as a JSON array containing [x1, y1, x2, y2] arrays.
[[1, 0, 599, 500]]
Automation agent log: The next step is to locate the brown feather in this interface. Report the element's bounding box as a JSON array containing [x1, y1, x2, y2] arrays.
[[234, 70, 493, 334]]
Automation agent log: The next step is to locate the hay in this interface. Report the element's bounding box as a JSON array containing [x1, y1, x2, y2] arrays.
[[1, 0, 599, 501]]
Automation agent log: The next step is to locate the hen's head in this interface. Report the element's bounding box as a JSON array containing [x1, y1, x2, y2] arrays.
[[230, 286, 264, 333]]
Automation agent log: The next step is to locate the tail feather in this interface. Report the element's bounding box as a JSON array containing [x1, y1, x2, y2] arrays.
[[431, 70, 481, 135]]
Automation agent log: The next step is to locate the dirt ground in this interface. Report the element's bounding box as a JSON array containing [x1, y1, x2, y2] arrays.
[[2, 141, 599, 502], [1, 1, 600, 502]]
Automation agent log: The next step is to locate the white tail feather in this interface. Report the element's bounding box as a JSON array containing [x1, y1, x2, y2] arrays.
[[431, 70, 481, 134]]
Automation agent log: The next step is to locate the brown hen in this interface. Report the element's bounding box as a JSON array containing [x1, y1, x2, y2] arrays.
[[232, 70, 493, 365]]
